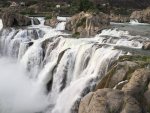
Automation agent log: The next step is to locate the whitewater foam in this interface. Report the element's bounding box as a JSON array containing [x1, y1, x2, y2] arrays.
[[0, 17, 149, 113]]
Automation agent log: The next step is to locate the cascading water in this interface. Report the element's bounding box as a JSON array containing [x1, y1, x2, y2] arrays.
[[0, 17, 149, 113]]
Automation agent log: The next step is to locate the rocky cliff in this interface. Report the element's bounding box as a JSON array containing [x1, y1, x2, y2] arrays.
[[79, 55, 150, 113], [65, 12, 110, 37], [2, 8, 31, 27]]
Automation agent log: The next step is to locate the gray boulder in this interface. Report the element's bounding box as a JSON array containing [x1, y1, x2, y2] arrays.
[[33, 18, 40, 25]]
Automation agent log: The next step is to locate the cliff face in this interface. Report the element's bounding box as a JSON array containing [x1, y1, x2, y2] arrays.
[[79, 55, 150, 113]]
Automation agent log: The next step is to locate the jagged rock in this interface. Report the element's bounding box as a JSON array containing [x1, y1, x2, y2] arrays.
[[130, 7, 150, 23], [44, 17, 59, 28], [110, 14, 130, 23], [144, 83, 150, 111], [96, 55, 150, 90], [79, 69, 150, 113], [65, 12, 110, 37], [122, 69, 150, 97], [96, 61, 139, 89], [33, 18, 40, 25], [2, 10, 31, 27], [142, 42, 150, 50]]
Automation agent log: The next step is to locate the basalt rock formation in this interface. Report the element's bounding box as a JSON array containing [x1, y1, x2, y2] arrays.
[[79, 55, 150, 113], [130, 7, 150, 23], [65, 12, 110, 37], [2, 8, 31, 27], [44, 17, 59, 28], [33, 18, 40, 25]]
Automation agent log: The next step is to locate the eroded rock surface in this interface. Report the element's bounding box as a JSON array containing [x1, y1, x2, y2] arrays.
[[2, 9, 31, 27], [79, 55, 150, 113], [65, 12, 110, 37], [44, 17, 59, 28], [130, 7, 150, 23]]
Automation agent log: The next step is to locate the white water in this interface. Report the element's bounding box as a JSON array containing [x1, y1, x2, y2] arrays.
[[0, 57, 49, 113], [0, 19, 3, 30], [129, 19, 150, 25], [111, 19, 150, 26], [0, 17, 149, 113]]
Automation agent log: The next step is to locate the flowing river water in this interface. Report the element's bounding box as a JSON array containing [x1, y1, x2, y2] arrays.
[[0, 18, 149, 113]]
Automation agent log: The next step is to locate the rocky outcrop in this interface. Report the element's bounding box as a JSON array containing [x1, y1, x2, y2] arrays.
[[65, 12, 110, 37], [2, 10, 31, 27], [44, 17, 59, 28], [79, 55, 150, 113], [130, 7, 150, 23], [79, 68, 150, 113], [142, 42, 150, 50], [96, 55, 150, 89], [33, 18, 40, 25], [110, 14, 130, 23]]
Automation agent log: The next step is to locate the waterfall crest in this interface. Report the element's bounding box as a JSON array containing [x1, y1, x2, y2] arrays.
[[0, 17, 148, 113]]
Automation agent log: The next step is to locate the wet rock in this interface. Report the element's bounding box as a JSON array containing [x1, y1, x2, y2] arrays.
[[2, 10, 31, 28], [44, 17, 59, 28], [65, 11, 110, 37], [33, 18, 40, 25]]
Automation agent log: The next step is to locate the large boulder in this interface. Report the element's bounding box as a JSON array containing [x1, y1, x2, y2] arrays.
[[130, 7, 150, 23], [79, 55, 150, 113], [2, 10, 31, 27], [44, 17, 59, 28], [96, 55, 150, 90], [79, 69, 150, 113], [65, 12, 110, 37], [33, 18, 40, 25]]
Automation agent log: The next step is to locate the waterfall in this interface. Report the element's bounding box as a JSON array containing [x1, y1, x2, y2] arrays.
[[0, 18, 148, 113], [129, 19, 150, 25]]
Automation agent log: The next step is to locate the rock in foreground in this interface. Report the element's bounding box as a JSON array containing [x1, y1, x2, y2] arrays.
[[65, 12, 110, 37], [79, 55, 150, 113]]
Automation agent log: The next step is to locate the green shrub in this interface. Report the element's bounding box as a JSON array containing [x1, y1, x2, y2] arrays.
[[45, 15, 52, 20], [79, 0, 95, 12], [72, 32, 80, 38]]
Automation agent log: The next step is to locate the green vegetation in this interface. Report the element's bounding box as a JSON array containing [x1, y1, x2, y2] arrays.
[[20, 9, 35, 15], [112, 7, 132, 15], [119, 55, 150, 63], [72, 32, 80, 38], [25, 0, 38, 6], [79, 0, 94, 11]]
